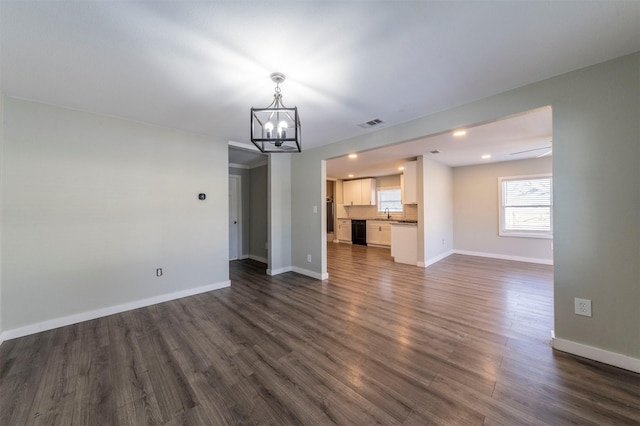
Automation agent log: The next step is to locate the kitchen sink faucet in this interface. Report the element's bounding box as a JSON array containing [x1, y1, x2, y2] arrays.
[[384, 208, 390, 219]]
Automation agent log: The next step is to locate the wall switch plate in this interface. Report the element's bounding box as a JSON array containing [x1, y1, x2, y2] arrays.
[[156, 268, 163, 277], [307, 254, 312, 263], [574, 298, 592, 317], [313, 205, 318, 213]]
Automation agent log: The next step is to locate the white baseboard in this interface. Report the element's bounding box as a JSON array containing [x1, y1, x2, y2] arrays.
[[292, 266, 328, 280], [0, 280, 230, 342], [248, 254, 268, 264], [454, 249, 553, 265], [267, 266, 292, 276], [552, 334, 640, 373], [266, 264, 327, 280], [424, 250, 454, 267]]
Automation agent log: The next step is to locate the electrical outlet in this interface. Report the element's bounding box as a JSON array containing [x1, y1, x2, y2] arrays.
[[156, 268, 163, 277], [574, 298, 592, 317], [442, 239, 445, 245], [307, 254, 312, 263]]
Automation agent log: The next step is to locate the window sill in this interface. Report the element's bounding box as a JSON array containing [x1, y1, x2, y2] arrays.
[[499, 231, 553, 239]]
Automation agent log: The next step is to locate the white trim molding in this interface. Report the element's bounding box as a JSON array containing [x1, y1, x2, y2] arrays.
[[267, 265, 328, 280], [454, 249, 553, 265], [1, 280, 230, 342], [552, 334, 640, 374], [292, 266, 329, 280], [267, 266, 292, 276], [423, 250, 454, 268]]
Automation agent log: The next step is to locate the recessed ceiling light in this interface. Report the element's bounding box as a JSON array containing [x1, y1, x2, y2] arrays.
[[481, 154, 491, 159], [453, 130, 467, 137], [348, 174, 354, 178], [348, 153, 358, 159], [398, 166, 404, 171]]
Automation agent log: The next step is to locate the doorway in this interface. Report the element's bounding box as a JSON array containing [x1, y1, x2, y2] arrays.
[[229, 175, 242, 260]]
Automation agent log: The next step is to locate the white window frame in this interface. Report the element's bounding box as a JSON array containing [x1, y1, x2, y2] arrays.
[[377, 186, 403, 216], [498, 174, 553, 239]]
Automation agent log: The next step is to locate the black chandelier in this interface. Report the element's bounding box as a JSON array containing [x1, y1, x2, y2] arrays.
[[251, 72, 301, 153]]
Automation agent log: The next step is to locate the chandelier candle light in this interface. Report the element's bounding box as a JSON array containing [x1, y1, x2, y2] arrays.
[[251, 72, 301, 153]]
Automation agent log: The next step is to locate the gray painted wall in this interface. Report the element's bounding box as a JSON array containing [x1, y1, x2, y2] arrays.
[[1, 97, 229, 331], [453, 157, 553, 262], [289, 53, 639, 359], [250, 165, 268, 261]]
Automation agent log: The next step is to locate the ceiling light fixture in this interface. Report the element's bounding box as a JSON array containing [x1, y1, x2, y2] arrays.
[[453, 130, 467, 137], [348, 154, 358, 159], [251, 72, 301, 153], [398, 166, 404, 171], [348, 174, 354, 178], [481, 154, 491, 159]]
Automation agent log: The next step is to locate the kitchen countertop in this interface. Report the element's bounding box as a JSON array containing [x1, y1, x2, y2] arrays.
[[337, 217, 418, 224]]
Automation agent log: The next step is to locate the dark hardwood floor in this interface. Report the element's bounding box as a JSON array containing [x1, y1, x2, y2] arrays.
[[1, 243, 638, 425]]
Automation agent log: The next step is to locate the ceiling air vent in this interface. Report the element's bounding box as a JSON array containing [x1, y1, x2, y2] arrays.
[[430, 150, 441, 154], [358, 118, 384, 129]]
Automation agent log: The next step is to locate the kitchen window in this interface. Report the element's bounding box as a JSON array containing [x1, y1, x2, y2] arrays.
[[378, 187, 403, 214], [499, 174, 552, 238]]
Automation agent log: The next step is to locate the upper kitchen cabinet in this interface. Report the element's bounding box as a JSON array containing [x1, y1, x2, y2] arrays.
[[401, 161, 417, 204], [343, 178, 376, 206]]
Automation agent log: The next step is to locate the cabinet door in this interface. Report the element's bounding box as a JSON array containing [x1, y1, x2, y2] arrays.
[[366, 222, 379, 244], [343, 180, 361, 206], [380, 224, 391, 246], [361, 178, 377, 205], [338, 220, 352, 241]]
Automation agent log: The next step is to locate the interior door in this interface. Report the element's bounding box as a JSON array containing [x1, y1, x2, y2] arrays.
[[229, 175, 241, 260]]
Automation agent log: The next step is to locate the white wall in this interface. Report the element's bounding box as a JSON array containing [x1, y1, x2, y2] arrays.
[[290, 53, 639, 365], [267, 154, 292, 275], [453, 157, 553, 263], [1, 97, 229, 336], [419, 157, 454, 266]]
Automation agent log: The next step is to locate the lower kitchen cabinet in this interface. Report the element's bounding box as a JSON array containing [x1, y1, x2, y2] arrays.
[[337, 219, 352, 242], [391, 223, 417, 265], [366, 221, 391, 247]]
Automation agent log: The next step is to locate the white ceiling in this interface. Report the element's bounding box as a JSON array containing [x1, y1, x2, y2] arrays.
[[326, 106, 553, 179], [1, 1, 638, 155]]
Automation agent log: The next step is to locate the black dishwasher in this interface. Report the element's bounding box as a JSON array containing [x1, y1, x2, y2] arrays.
[[351, 220, 367, 245]]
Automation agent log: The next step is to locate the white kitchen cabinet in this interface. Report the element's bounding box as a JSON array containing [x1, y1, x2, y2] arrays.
[[366, 220, 391, 247], [343, 180, 360, 206], [337, 219, 352, 242], [402, 161, 417, 204], [343, 178, 376, 206], [391, 223, 417, 265]]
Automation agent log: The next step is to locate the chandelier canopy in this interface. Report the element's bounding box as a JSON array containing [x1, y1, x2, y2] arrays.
[[251, 72, 301, 153]]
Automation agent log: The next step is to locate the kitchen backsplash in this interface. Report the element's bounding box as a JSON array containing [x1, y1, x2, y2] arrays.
[[339, 204, 418, 221]]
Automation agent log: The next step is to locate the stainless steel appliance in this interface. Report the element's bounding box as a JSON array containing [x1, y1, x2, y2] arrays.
[[326, 200, 334, 233]]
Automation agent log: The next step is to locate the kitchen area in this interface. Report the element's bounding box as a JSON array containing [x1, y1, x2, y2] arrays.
[[328, 160, 419, 265]]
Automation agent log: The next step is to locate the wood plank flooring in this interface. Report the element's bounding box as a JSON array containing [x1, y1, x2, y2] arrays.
[[1, 243, 639, 425]]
